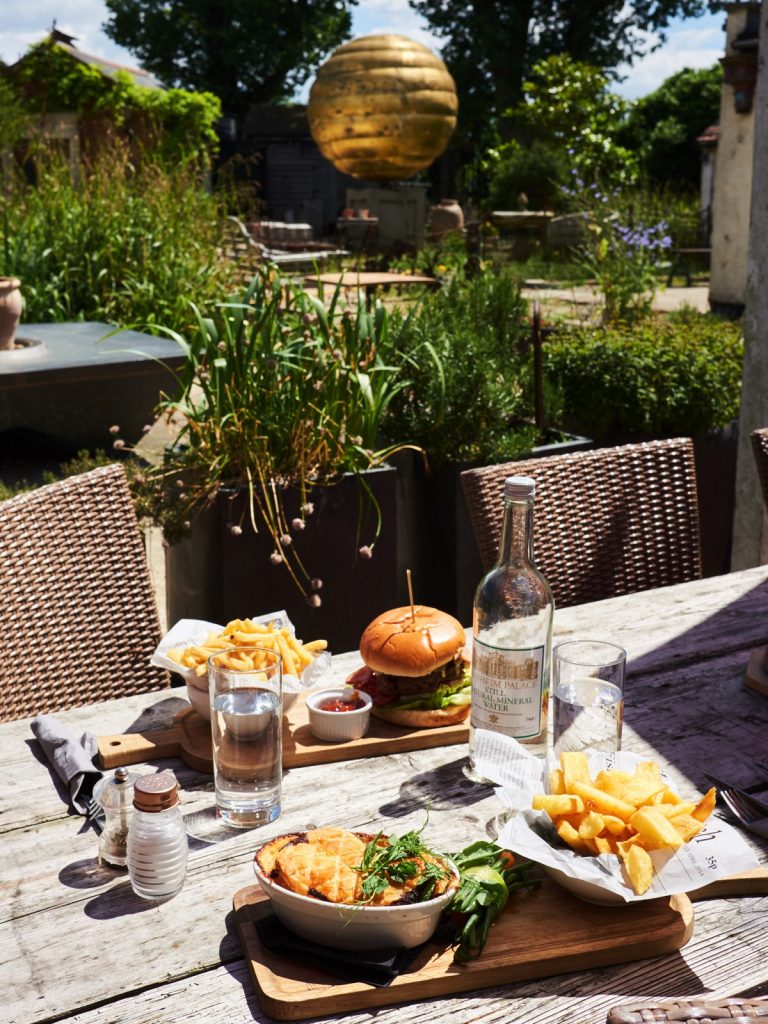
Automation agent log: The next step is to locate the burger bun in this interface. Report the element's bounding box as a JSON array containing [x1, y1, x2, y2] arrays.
[[360, 606, 466, 678], [370, 702, 470, 729]]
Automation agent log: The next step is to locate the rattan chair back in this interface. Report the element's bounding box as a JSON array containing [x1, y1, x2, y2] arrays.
[[461, 437, 703, 609], [750, 428, 768, 510], [0, 463, 168, 721]]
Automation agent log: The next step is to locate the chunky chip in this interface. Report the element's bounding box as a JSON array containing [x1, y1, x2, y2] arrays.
[[532, 754, 717, 895]]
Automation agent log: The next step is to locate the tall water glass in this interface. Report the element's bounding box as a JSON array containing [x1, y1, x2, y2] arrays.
[[552, 640, 626, 756], [208, 647, 282, 828]]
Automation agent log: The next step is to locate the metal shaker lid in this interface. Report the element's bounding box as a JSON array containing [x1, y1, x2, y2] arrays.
[[133, 771, 179, 812]]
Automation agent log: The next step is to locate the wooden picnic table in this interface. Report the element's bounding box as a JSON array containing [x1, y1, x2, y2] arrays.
[[304, 270, 440, 306], [2, 566, 768, 1024]]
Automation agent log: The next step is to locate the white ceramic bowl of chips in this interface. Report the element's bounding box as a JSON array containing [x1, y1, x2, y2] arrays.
[[253, 830, 459, 950], [185, 675, 301, 721]]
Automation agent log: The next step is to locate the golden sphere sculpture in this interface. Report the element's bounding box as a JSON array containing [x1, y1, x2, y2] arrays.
[[307, 34, 458, 181]]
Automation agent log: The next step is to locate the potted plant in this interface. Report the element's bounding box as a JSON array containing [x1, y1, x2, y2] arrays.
[[132, 266, 418, 651]]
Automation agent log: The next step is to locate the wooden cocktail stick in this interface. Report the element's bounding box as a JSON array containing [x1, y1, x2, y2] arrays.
[[406, 568, 416, 624]]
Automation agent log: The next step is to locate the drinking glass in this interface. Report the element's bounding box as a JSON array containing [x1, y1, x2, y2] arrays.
[[551, 640, 626, 756], [208, 647, 282, 828]]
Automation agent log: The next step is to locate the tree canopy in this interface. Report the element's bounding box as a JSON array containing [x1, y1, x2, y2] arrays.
[[486, 55, 637, 210], [618, 63, 722, 186], [103, 0, 357, 116], [409, 0, 717, 153]]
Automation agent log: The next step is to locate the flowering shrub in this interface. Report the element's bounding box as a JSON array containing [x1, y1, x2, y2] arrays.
[[566, 176, 671, 324]]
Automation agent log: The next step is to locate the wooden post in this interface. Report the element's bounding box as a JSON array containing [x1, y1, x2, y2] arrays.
[[732, 2, 768, 569]]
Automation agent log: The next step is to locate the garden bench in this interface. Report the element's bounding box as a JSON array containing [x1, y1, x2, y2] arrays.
[[221, 216, 347, 279]]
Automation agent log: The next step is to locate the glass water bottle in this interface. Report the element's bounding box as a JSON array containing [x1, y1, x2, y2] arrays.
[[467, 475, 554, 776]]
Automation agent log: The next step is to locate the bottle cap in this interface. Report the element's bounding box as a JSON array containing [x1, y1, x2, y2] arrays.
[[133, 771, 179, 812], [504, 475, 535, 501]]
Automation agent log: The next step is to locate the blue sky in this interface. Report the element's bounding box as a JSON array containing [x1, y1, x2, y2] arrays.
[[0, 0, 726, 102]]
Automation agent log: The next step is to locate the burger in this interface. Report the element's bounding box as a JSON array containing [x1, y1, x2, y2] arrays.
[[346, 606, 471, 728]]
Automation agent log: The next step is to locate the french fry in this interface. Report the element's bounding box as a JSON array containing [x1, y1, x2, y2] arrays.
[[166, 619, 327, 680], [629, 807, 685, 849], [548, 767, 566, 795], [570, 780, 636, 819], [578, 810, 606, 839], [561, 751, 592, 790], [556, 819, 592, 854], [303, 639, 329, 652], [532, 794, 585, 816], [620, 844, 654, 895], [691, 786, 717, 822], [533, 751, 716, 895], [670, 813, 705, 843]]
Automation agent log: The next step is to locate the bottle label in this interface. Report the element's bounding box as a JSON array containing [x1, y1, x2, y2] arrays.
[[471, 637, 545, 739]]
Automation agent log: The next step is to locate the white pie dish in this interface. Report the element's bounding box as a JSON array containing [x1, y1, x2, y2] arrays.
[[253, 831, 459, 950]]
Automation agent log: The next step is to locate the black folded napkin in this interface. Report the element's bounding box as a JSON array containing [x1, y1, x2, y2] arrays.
[[255, 913, 429, 987], [30, 714, 102, 815]]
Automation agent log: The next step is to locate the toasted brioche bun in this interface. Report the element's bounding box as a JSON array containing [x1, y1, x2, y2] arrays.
[[359, 606, 466, 678], [370, 702, 470, 729]]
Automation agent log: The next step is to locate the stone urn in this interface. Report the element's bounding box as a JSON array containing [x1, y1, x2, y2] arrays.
[[0, 277, 22, 351], [429, 199, 465, 241]]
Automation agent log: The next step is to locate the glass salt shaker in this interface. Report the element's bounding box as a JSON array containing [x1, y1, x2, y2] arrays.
[[127, 771, 188, 901], [94, 766, 139, 868]]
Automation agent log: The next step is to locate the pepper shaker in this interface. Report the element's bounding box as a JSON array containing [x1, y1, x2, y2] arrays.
[[127, 771, 188, 901], [94, 766, 138, 868]]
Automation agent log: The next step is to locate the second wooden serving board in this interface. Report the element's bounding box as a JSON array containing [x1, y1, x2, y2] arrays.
[[232, 868, 768, 1021], [233, 879, 693, 1021], [98, 692, 469, 772]]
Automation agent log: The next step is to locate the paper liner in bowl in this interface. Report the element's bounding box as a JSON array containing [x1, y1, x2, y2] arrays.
[[151, 612, 333, 721], [472, 729, 761, 904]]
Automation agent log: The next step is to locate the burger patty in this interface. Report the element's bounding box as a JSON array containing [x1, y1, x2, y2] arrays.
[[349, 653, 467, 704]]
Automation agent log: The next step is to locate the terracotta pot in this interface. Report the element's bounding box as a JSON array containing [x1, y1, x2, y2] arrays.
[[0, 277, 22, 351], [429, 199, 465, 240]]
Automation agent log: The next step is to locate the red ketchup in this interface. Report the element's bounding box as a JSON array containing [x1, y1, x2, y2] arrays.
[[317, 688, 365, 712]]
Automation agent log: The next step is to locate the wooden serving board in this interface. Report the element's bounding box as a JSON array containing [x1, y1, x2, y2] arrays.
[[233, 869, 768, 1021], [233, 880, 693, 1021], [98, 693, 469, 773]]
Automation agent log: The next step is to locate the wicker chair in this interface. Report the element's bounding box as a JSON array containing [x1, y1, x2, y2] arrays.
[[461, 437, 703, 609], [0, 463, 169, 722], [750, 428, 768, 510]]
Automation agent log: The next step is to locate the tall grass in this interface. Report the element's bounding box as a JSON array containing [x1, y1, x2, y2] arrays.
[[1, 139, 235, 331]]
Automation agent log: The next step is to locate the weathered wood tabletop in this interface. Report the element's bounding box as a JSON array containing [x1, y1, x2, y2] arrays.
[[3, 567, 768, 1024]]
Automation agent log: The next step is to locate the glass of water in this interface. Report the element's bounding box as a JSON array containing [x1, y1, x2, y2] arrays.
[[208, 647, 282, 828], [551, 639, 626, 756]]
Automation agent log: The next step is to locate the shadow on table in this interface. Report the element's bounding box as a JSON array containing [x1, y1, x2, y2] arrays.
[[83, 878, 159, 918], [621, 572, 768, 796], [378, 755, 492, 820], [59, 857, 125, 890]]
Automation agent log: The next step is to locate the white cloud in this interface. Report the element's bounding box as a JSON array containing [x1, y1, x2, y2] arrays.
[[352, 0, 442, 52], [0, 0, 136, 66], [614, 19, 726, 98]]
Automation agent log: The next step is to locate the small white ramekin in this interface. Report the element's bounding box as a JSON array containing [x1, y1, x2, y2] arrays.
[[306, 687, 372, 742]]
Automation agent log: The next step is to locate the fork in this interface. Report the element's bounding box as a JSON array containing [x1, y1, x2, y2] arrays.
[[704, 773, 768, 814], [720, 787, 768, 839], [85, 796, 105, 835]]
